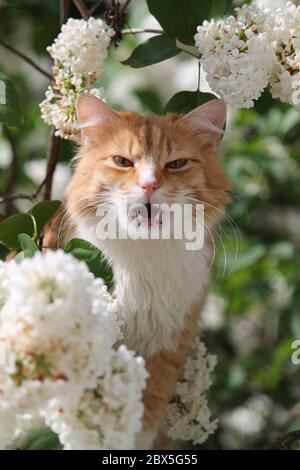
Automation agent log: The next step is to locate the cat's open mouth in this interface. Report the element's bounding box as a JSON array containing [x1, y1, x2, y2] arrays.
[[128, 203, 163, 228], [142, 203, 162, 227], [145, 203, 152, 222]]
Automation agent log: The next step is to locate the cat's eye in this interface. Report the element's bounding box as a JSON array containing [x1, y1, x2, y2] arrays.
[[113, 156, 134, 168], [165, 159, 187, 170]]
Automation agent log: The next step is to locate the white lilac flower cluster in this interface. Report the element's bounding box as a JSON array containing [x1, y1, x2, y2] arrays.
[[0, 251, 147, 450], [195, 1, 300, 110], [270, 2, 300, 110], [40, 18, 114, 139], [162, 337, 218, 445]]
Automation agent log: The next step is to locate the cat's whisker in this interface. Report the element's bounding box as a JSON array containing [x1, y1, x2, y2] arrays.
[[183, 192, 241, 239], [197, 208, 232, 278], [45, 206, 67, 248], [65, 197, 115, 246], [55, 199, 101, 248], [56, 210, 73, 249], [195, 210, 223, 273], [193, 209, 228, 278], [69, 192, 112, 206], [192, 215, 216, 274], [199, 189, 249, 221], [182, 194, 240, 275], [60, 205, 98, 247]]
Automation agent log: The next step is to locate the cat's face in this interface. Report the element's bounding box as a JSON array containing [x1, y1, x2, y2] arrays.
[[66, 95, 230, 243]]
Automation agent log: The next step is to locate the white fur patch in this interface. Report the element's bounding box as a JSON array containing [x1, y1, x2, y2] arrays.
[[139, 167, 156, 185], [76, 221, 211, 358]]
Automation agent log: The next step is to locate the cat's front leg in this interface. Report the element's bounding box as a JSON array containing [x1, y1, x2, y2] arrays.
[[135, 305, 201, 450], [135, 348, 184, 450]]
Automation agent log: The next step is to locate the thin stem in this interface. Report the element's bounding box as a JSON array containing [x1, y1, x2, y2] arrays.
[[0, 38, 52, 80], [0, 150, 60, 206], [73, 0, 90, 20], [175, 39, 199, 58], [122, 0, 132, 12], [60, 0, 71, 24], [177, 47, 198, 58], [43, 125, 60, 201], [121, 28, 164, 35], [89, 0, 103, 15], [0, 193, 36, 204]]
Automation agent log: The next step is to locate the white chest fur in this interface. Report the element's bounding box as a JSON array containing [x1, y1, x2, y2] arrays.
[[76, 224, 211, 357]]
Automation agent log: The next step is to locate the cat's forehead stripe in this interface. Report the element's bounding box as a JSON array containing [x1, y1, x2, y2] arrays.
[[129, 135, 141, 158], [120, 116, 176, 161], [141, 120, 169, 161], [144, 120, 153, 154], [127, 133, 135, 156], [151, 125, 161, 150]]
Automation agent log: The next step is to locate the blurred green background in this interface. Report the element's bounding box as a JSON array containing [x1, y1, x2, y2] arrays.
[[0, 0, 299, 450]]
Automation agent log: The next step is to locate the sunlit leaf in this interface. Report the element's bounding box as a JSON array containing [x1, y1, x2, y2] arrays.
[[122, 35, 180, 68]]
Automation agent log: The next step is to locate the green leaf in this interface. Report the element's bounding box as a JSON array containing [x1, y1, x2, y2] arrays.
[[18, 233, 39, 258], [0, 72, 23, 127], [135, 89, 164, 115], [0, 213, 35, 250], [18, 427, 62, 450], [65, 238, 113, 287], [122, 35, 180, 68], [147, 0, 212, 45], [165, 91, 214, 114], [280, 108, 300, 137], [29, 200, 61, 237], [269, 241, 294, 260], [226, 245, 266, 274]]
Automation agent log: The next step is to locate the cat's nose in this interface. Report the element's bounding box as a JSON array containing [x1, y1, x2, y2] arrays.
[[138, 180, 160, 200]]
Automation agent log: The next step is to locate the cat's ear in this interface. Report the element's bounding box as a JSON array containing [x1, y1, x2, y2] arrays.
[[75, 94, 119, 145], [182, 99, 226, 136]]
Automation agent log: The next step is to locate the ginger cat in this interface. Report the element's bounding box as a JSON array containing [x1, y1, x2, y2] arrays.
[[59, 95, 230, 449]]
